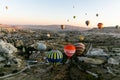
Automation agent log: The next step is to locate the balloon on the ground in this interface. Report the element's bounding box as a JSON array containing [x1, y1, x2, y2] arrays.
[[85, 20, 90, 26], [64, 44, 76, 58], [74, 43, 85, 56], [97, 23, 103, 29], [36, 43, 47, 51], [47, 50, 63, 64]]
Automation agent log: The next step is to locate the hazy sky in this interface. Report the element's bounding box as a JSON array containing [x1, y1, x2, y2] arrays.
[[0, 0, 120, 28]]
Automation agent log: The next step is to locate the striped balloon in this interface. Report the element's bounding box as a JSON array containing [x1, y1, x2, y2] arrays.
[[47, 50, 63, 64], [74, 43, 85, 56]]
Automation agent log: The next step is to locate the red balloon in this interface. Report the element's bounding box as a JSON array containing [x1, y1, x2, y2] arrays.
[[64, 44, 76, 58], [97, 23, 103, 29]]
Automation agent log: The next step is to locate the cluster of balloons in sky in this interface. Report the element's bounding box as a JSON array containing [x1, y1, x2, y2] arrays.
[[36, 42, 85, 66], [61, 21, 103, 30], [61, 12, 103, 30]]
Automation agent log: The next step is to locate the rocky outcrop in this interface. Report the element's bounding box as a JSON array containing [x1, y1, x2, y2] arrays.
[[0, 40, 24, 68]]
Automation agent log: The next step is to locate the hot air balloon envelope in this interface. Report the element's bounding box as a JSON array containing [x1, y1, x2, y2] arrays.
[[79, 35, 85, 41], [73, 16, 76, 19], [64, 44, 76, 58], [47, 50, 63, 64], [85, 20, 90, 26], [97, 23, 103, 29], [61, 25, 65, 30], [96, 13, 98, 17], [74, 43, 85, 56], [5, 6, 8, 10]]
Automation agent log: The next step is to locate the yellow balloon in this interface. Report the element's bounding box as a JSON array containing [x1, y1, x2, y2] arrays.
[[79, 35, 85, 41]]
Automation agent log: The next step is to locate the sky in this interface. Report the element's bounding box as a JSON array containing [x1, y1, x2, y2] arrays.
[[0, 0, 120, 28]]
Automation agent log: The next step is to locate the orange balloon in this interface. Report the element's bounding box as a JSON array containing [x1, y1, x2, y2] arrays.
[[64, 44, 76, 58], [97, 23, 103, 29]]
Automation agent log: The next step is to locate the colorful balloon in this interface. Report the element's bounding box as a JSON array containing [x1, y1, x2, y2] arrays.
[[47, 50, 63, 64], [97, 23, 103, 29], [64, 44, 76, 58], [85, 20, 90, 26], [61, 25, 65, 30], [74, 43, 85, 56]]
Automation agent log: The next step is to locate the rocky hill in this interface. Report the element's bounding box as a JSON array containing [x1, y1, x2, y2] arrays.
[[87, 27, 120, 33], [19, 25, 89, 31]]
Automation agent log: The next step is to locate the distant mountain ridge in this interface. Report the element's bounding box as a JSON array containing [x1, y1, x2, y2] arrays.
[[19, 25, 90, 31]]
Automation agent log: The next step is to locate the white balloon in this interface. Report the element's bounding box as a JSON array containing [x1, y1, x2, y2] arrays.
[[37, 43, 47, 51]]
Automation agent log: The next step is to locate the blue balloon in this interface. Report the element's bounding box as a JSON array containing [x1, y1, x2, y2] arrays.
[[47, 50, 63, 64]]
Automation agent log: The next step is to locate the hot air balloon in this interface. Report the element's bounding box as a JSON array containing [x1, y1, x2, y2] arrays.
[[61, 25, 65, 30], [96, 13, 98, 17], [5, 6, 8, 10], [97, 23, 103, 29], [74, 43, 85, 56], [47, 33, 51, 38], [85, 13, 87, 15], [73, 16, 76, 19], [85, 20, 90, 26], [115, 25, 119, 29], [36, 43, 47, 51], [67, 19, 69, 22], [79, 35, 85, 41], [47, 50, 63, 65], [73, 6, 75, 8], [64, 44, 76, 58]]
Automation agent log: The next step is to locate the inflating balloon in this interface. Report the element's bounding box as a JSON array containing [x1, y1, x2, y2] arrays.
[[97, 23, 103, 29], [85, 20, 90, 26], [64, 44, 76, 58], [61, 25, 65, 30], [79, 35, 85, 41], [36, 43, 47, 51], [47, 50, 63, 65], [74, 43, 85, 56]]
